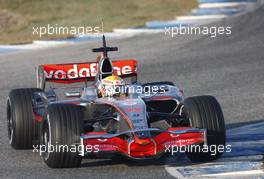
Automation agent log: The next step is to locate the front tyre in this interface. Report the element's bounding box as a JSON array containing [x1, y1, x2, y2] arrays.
[[183, 95, 226, 162], [40, 104, 84, 168]]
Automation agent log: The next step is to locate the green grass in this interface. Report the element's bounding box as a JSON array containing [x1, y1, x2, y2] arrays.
[[0, 0, 197, 44]]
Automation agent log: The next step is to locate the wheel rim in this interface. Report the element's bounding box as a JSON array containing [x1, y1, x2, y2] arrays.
[[7, 100, 14, 144], [41, 118, 51, 160]]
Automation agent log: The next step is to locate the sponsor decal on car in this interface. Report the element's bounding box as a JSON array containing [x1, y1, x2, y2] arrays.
[[42, 60, 137, 80]]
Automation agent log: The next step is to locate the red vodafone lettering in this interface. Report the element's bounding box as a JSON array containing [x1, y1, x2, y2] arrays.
[[42, 60, 137, 82]]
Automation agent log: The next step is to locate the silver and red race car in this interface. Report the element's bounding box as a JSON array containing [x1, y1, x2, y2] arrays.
[[6, 36, 226, 168]]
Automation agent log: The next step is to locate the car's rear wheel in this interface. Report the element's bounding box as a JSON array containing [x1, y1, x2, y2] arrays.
[[40, 104, 84, 168], [7, 88, 42, 149], [143, 81, 175, 87], [183, 95, 226, 162]]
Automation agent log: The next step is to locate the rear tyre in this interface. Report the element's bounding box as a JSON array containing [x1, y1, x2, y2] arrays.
[[40, 104, 84, 168], [143, 81, 175, 86], [7, 88, 42, 149], [183, 95, 225, 162]]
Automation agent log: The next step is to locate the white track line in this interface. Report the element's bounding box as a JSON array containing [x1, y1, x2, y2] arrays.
[[202, 169, 264, 177], [199, 2, 254, 8], [165, 166, 186, 179], [0, 41, 71, 50], [113, 28, 163, 34], [176, 14, 228, 21]]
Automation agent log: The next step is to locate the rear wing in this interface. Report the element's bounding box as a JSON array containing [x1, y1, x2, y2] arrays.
[[37, 59, 137, 89]]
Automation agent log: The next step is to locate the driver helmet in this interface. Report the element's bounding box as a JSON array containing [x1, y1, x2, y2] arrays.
[[98, 75, 126, 97]]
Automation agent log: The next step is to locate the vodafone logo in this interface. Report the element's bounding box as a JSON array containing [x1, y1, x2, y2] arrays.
[[43, 61, 135, 80], [44, 63, 97, 80]]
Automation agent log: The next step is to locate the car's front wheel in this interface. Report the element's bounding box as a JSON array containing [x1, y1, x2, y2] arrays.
[[183, 95, 226, 162], [40, 104, 84, 168]]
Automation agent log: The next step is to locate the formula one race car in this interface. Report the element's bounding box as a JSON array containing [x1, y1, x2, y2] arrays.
[[6, 36, 226, 168]]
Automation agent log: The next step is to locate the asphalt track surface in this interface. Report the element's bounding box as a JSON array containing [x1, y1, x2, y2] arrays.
[[0, 5, 264, 179]]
